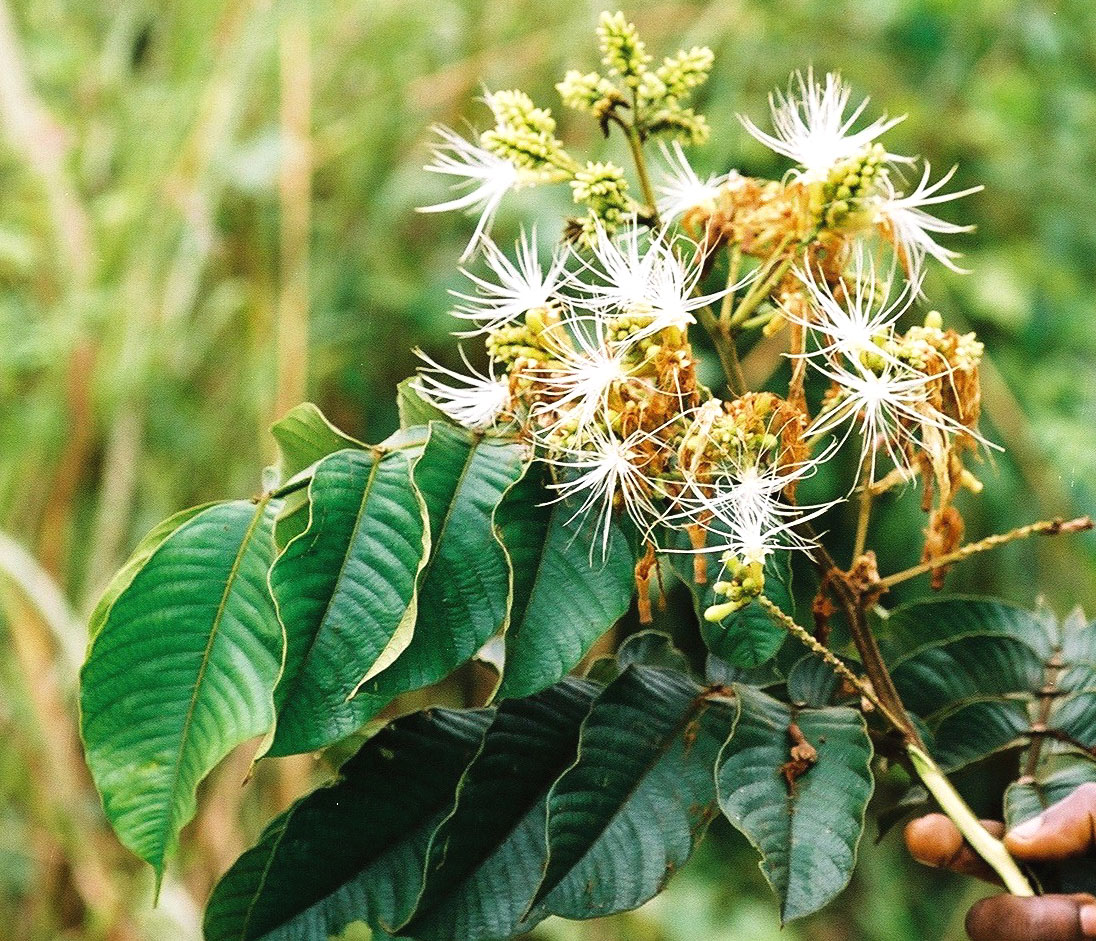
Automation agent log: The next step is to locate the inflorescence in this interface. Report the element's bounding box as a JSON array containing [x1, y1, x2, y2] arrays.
[[413, 11, 990, 620]]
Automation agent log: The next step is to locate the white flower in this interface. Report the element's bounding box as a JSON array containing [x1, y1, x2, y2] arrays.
[[739, 69, 906, 182], [573, 223, 735, 339], [417, 126, 521, 261], [789, 244, 920, 367], [544, 427, 665, 560], [806, 355, 962, 481], [677, 481, 832, 567], [411, 347, 510, 430], [450, 229, 570, 334], [531, 315, 633, 437], [655, 141, 740, 222], [873, 163, 983, 275]]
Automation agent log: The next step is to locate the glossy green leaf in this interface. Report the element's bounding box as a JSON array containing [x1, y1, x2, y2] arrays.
[[81, 499, 283, 880], [931, 699, 1032, 772], [351, 424, 526, 718], [400, 679, 599, 941], [397, 376, 450, 428], [86, 502, 215, 642], [271, 402, 366, 480], [529, 665, 735, 920], [268, 447, 429, 756], [716, 684, 874, 922], [494, 461, 636, 699], [203, 709, 492, 941]]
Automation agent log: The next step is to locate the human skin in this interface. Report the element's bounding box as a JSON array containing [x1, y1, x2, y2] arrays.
[[905, 783, 1096, 940]]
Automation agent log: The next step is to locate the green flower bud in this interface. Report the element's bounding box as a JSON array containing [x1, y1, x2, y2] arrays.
[[597, 11, 651, 86]]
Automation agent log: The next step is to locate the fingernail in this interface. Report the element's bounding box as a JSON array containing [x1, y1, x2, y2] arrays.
[[1009, 815, 1043, 841], [1079, 903, 1096, 938]]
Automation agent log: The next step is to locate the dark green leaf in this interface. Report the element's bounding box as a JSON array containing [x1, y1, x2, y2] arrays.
[[203, 709, 491, 941], [401, 680, 599, 941], [268, 447, 428, 756], [352, 424, 525, 718], [529, 666, 735, 920], [494, 461, 636, 699], [716, 684, 874, 922]]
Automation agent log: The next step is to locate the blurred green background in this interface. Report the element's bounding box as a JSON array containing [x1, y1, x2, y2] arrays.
[[1, 0, 1095, 938]]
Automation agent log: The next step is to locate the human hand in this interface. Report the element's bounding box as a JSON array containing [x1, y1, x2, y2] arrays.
[[905, 783, 1096, 940]]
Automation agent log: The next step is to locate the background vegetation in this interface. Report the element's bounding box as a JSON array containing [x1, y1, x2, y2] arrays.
[[1, 0, 1094, 938]]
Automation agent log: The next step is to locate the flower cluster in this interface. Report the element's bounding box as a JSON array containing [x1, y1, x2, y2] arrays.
[[414, 13, 991, 619]]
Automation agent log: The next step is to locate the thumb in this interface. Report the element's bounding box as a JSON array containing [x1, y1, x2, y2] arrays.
[[1006, 783, 1096, 862]]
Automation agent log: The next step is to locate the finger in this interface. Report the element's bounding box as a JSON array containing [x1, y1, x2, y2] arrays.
[[904, 813, 1005, 884], [966, 894, 1096, 941], [1006, 783, 1096, 861]]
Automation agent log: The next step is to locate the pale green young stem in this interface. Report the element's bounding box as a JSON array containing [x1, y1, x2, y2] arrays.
[[726, 235, 795, 330], [696, 304, 745, 395], [760, 596, 1036, 898], [718, 247, 742, 328], [852, 451, 874, 561], [907, 745, 1035, 897]]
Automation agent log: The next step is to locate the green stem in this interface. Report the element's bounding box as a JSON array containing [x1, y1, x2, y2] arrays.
[[719, 247, 742, 328], [907, 745, 1035, 897], [625, 123, 659, 226], [696, 304, 745, 395]]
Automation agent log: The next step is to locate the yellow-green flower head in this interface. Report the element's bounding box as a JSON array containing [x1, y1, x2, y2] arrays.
[[597, 11, 652, 86], [557, 69, 619, 113]]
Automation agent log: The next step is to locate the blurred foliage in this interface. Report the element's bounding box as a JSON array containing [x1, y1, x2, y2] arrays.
[[1, 0, 1095, 938]]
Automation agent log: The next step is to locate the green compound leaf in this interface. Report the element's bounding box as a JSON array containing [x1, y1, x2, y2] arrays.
[[667, 541, 791, 669], [400, 679, 599, 941], [494, 461, 636, 700], [352, 424, 526, 718], [81, 499, 283, 882], [716, 684, 874, 922], [529, 665, 735, 920], [203, 709, 492, 941], [206, 665, 732, 941], [887, 599, 1052, 771], [268, 447, 429, 756]]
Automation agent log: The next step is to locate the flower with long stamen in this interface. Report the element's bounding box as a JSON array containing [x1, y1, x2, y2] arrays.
[[573, 223, 734, 339], [655, 141, 740, 222], [450, 229, 570, 334], [739, 69, 907, 183], [530, 315, 635, 437], [411, 347, 511, 430], [807, 354, 973, 482], [417, 126, 522, 261], [674, 479, 833, 568], [874, 163, 984, 275], [544, 426, 667, 560], [789, 244, 921, 368]]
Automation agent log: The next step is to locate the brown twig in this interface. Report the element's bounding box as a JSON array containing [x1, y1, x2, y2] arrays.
[[878, 516, 1094, 590]]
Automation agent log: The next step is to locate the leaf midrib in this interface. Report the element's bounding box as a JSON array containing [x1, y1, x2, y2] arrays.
[[157, 498, 270, 874], [533, 674, 708, 911], [274, 452, 380, 718]]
